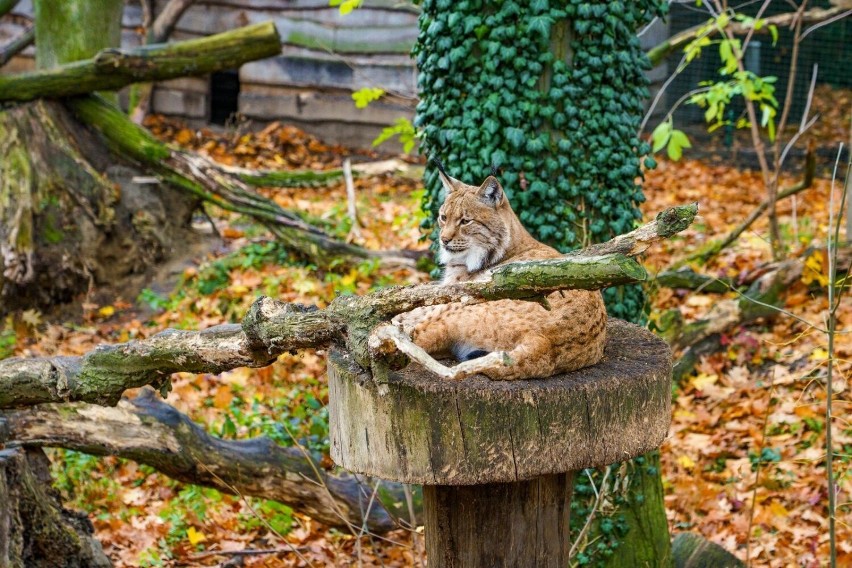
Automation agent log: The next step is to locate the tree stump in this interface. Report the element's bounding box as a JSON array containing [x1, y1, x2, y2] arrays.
[[328, 319, 672, 567]]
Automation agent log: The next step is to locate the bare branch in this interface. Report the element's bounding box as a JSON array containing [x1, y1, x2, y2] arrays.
[[0, 25, 33, 67], [151, 0, 196, 43]]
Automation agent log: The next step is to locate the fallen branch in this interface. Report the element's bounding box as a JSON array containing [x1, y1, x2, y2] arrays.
[[655, 268, 733, 294], [0, 25, 33, 67], [0, 205, 698, 408], [686, 149, 815, 264], [668, 246, 852, 380], [0, 22, 282, 103], [646, 6, 848, 68], [0, 389, 399, 534], [70, 95, 422, 269]]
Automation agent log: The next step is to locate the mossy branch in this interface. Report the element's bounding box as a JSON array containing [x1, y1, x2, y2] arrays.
[[0, 22, 282, 102], [69, 95, 421, 269], [0, 205, 694, 408]]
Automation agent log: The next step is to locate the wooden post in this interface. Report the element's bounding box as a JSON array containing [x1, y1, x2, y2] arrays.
[[328, 319, 672, 566]]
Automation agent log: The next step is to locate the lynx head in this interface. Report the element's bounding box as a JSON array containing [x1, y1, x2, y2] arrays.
[[434, 160, 514, 273]]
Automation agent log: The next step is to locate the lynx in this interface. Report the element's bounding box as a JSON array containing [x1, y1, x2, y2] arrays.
[[383, 163, 607, 381]]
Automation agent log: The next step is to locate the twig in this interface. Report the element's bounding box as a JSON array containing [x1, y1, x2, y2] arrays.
[[194, 461, 316, 568], [190, 546, 310, 560], [800, 9, 852, 41], [826, 143, 846, 568], [569, 466, 612, 560], [746, 367, 777, 566], [343, 158, 362, 242]]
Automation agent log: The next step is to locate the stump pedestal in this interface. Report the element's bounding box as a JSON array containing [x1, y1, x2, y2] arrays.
[[328, 319, 672, 567]]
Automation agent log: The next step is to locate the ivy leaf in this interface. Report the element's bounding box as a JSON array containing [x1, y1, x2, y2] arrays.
[[527, 15, 553, 39], [352, 87, 385, 109], [505, 127, 525, 149], [651, 120, 672, 153]]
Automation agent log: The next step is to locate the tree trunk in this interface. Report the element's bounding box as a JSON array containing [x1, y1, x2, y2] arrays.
[[0, 0, 200, 314], [0, 99, 198, 313], [0, 447, 112, 568]]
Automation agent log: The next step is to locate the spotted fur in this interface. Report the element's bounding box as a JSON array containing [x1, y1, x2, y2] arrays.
[[393, 168, 608, 380]]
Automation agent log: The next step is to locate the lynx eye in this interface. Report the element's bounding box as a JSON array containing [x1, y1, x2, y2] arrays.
[[460, 218, 472, 225], [439, 214, 447, 223]]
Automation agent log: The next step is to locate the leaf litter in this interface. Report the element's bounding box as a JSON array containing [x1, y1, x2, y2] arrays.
[[5, 108, 851, 566]]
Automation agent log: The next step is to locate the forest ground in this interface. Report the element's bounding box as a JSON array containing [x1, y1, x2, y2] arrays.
[[3, 93, 851, 567]]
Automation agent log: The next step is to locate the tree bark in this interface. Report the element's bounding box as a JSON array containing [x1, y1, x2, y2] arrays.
[[424, 475, 574, 568], [0, 22, 282, 103], [0, 389, 399, 534], [0, 447, 112, 567], [0, 99, 199, 314]]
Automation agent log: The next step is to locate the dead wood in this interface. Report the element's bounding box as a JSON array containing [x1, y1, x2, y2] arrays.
[[0, 389, 399, 534]]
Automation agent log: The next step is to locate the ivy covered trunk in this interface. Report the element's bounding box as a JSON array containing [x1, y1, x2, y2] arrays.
[[414, 1, 672, 565], [0, 0, 198, 313]]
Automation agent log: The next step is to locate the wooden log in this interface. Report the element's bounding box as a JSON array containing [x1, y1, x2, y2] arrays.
[[328, 319, 672, 566], [0, 21, 282, 102], [0, 389, 398, 534], [330, 319, 671, 484], [424, 474, 573, 567]]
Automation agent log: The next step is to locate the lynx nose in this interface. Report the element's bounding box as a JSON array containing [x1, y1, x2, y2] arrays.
[[441, 237, 451, 246]]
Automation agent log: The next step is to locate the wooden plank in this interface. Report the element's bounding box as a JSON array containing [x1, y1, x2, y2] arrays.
[[280, 45, 413, 67], [238, 83, 413, 125], [157, 76, 209, 92], [241, 55, 416, 96], [170, 9, 416, 54], [195, 0, 419, 13], [152, 87, 209, 118]]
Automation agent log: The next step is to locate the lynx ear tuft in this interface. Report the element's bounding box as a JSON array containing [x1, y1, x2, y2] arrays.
[[432, 156, 458, 194], [478, 176, 504, 205], [490, 163, 499, 177]]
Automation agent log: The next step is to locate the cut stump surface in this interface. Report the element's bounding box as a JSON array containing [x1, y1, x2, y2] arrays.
[[329, 319, 672, 486]]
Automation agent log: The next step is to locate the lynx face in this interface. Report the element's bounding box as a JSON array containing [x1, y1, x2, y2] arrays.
[[436, 173, 512, 273]]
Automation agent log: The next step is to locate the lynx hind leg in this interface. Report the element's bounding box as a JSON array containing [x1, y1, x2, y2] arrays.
[[477, 334, 554, 381]]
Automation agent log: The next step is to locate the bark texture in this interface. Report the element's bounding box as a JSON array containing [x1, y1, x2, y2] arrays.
[[0, 389, 398, 534], [0, 100, 198, 313], [0, 447, 112, 568], [424, 474, 574, 568]]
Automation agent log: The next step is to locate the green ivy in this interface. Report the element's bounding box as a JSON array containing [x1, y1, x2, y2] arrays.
[[414, 0, 667, 322], [414, 2, 669, 563]]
